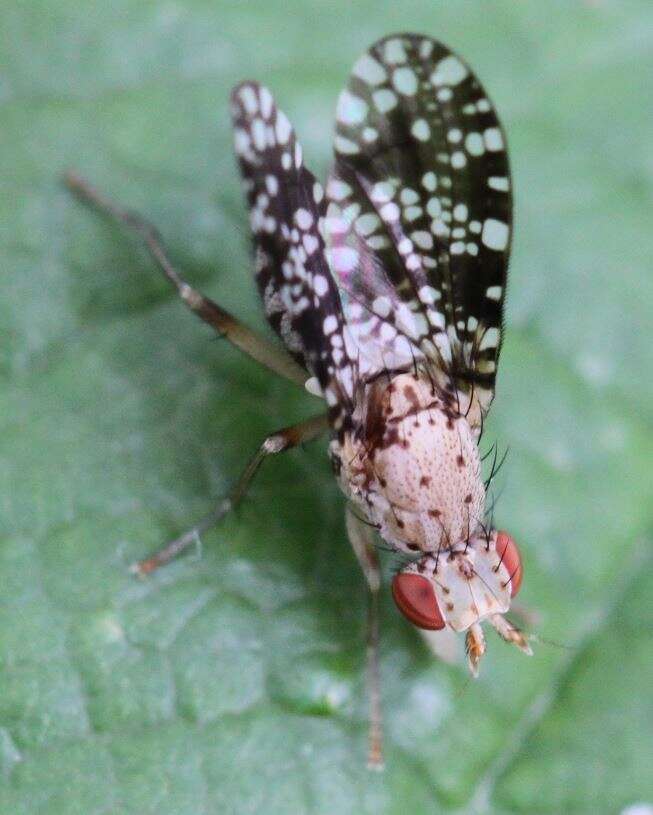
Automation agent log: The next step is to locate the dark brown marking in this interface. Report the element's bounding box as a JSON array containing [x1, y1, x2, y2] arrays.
[[402, 384, 421, 411], [419, 475, 431, 487]]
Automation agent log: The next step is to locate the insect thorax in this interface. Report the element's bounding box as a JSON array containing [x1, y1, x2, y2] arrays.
[[331, 369, 485, 556]]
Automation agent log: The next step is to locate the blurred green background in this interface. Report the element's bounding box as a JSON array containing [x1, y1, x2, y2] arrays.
[[1, 2, 652, 813]]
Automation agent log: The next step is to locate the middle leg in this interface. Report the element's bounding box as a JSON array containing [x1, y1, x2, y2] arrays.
[[132, 413, 328, 575]]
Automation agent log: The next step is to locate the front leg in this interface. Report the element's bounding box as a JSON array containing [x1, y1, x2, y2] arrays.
[[133, 413, 328, 575], [345, 508, 384, 770]]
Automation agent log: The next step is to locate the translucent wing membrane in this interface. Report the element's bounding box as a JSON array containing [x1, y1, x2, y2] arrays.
[[231, 82, 356, 427], [326, 34, 512, 414]]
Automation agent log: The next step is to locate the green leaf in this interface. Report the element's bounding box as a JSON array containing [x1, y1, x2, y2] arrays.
[[2, 2, 652, 813]]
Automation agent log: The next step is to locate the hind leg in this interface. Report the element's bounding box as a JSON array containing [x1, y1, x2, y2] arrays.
[[64, 171, 307, 388]]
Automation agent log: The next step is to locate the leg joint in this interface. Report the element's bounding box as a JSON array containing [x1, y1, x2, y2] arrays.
[[262, 434, 289, 455]]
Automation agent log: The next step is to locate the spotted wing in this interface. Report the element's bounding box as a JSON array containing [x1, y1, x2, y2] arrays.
[[231, 82, 356, 427], [326, 34, 512, 415]]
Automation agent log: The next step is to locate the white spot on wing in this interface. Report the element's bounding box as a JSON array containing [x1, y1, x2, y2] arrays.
[[352, 53, 387, 85], [372, 88, 398, 113], [383, 37, 408, 64], [336, 90, 368, 125], [484, 128, 504, 151], [392, 67, 418, 96], [482, 218, 509, 251], [335, 135, 359, 155], [431, 56, 468, 86], [411, 119, 431, 141], [488, 176, 510, 192], [275, 112, 292, 145]]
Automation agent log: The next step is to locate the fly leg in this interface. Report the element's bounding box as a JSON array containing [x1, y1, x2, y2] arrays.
[[132, 413, 328, 575], [345, 508, 384, 771], [63, 171, 308, 388]]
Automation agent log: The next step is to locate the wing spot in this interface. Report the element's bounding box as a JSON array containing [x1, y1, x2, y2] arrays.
[[488, 176, 510, 192], [426, 197, 441, 218], [275, 112, 292, 145], [295, 208, 313, 230], [430, 56, 468, 86], [453, 203, 468, 222], [327, 178, 353, 201], [479, 327, 501, 350], [419, 39, 434, 59], [313, 275, 329, 297], [352, 53, 387, 85], [484, 127, 504, 152], [451, 151, 467, 169], [264, 175, 279, 196], [411, 230, 433, 250], [383, 37, 408, 64], [335, 135, 360, 155], [486, 285, 502, 301], [259, 86, 273, 118], [372, 296, 392, 317], [328, 246, 359, 274], [371, 181, 395, 203], [355, 213, 381, 236], [419, 285, 440, 304], [406, 253, 421, 271], [411, 118, 431, 141], [404, 205, 423, 222], [367, 235, 391, 250], [422, 172, 437, 191], [400, 188, 419, 205], [303, 234, 319, 255], [482, 218, 509, 251], [431, 219, 450, 238], [380, 202, 400, 222], [252, 118, 267, 151], [336, 90, 369, 126], [465, 132, 485, 156], [392, 67, 418, 96], [372, 88, 398, 113], [239, 85, 259, 114]]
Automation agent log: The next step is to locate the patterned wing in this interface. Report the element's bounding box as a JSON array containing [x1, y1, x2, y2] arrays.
[[326, 34, 512, 415], [231, 82, 357, 428]]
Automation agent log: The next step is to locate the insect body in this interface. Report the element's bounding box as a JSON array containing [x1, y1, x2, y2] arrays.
[[66, 33, 531, 768], [230, 33, 531, 674]]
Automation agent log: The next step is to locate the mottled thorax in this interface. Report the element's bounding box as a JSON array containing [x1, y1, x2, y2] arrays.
[[333, 370, 485, 554]]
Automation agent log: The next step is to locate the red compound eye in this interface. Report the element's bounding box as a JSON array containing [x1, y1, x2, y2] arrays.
[[391, 573, 445, 630], [496, 531, 523, 597]]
